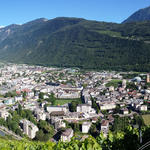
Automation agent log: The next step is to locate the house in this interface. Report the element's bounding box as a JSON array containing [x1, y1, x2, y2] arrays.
[[57, 90, 80, 99], [21, 119, 39, 139], [100, 102, 116, 110], [76, 104, 96, 114], [61, 128, 73, 142], [4, 98, 15, 105], [0, 109, 10, 120], [107, 115, 114, 125], [47, 106, 68, 114], [54, 120, 66, 129], [109, 86, 114, 92], [15, 96, 23, 102], [36, 112, 46, 121], [121, 108, 129, 115], [139, 105, 147, 111], [50, 111, 65, 124], [101, 120, 109, 137], [27, 91, 34, 97], [82, 122, 91, 133]]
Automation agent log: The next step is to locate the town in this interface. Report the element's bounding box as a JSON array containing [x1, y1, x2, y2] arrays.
[[0, 63, 149, 142]]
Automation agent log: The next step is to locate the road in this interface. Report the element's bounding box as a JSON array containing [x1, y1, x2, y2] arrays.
[[0, 126, 22, 140]]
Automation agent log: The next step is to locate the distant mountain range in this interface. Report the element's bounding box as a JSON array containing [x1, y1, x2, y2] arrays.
[[123, 6, 150, 23], [0, 6, 150, 71]]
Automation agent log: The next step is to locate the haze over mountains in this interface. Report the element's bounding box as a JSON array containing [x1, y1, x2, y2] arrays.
[[0, 6, 150, 71]]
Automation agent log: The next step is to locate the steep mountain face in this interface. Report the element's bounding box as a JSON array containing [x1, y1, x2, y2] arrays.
[[123, 6, 150, 23], [0, 17, 150, 71], [0, 24, 20, 42]]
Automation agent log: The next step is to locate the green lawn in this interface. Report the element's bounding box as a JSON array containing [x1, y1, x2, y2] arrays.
[[142, 115, 150, 126], [54, 98, 81, 106], [105, 79, 122, 88]]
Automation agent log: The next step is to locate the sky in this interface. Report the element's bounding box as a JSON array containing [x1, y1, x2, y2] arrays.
[[0, 0, 150, 26]]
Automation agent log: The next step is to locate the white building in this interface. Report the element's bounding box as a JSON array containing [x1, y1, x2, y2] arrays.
[[15, 96, 23, 102], [100, 102, 116, 110], [101, 120, 109, 137], [121, 108, 129, 115], [82, 122, 91, 133], [139, 105, 147, 111], [57, 91, 80, 99], [47, 106, 68, 114], [76, 104, 96, 114], [61, 128, 73, 142], [36, 112, 46, 121], [27, 91, 34, 97], [109, 86, 114, 92], [0, 110, 10, 120], [22, 119, 39, 139], [122, 79, 126, 88], [54, 120, 66, 129]]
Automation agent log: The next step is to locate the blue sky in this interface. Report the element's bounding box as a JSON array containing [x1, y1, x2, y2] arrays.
[[0, 0, 150, 26]]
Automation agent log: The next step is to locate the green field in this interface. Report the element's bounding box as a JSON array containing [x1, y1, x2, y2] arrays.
[[142, 115, 150, 126], [105, 79, 122, 88], [54, 98, 81, 106]]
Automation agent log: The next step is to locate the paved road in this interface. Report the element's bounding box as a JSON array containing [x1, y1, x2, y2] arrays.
[[0, 126, 22, 140]]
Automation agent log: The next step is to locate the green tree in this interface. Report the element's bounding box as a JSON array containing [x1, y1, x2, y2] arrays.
[[39, 92, 44, 99], [70, 101, 79, 112], [17, 104, 22, 116]]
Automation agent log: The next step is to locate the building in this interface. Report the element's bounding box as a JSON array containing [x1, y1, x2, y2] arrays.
[[57, 91, 80, 99], [54, 120, 66, 129], [4, 98, 15, 105], [15, 96, 23, 102], [76, 104, 96, 114], [122, 79, 127, 88], [121, 108, 129, 115], [100, 102, 116, 110], [109, 86, 114, 92], [61, 128, 73, 142], [82, 122, 91, 133], [139, 105, 147, 111], [147, 74, 150, 83], [36, 112, 46, 121], [0, 110, 10, 120], [22, 119, 39, 139], [101, 120, 109, 137], [47, 106, 68, 114]]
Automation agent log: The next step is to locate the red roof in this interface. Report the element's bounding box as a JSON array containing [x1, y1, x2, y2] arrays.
[[22, 89, 31, 92]]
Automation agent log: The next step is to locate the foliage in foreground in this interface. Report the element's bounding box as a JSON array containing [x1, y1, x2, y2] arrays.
[[1, 126, 150, 150]]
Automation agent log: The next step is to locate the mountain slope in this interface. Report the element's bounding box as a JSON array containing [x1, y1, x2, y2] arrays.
[[0, 17, 150, 71], [123, 6, 150, 23]]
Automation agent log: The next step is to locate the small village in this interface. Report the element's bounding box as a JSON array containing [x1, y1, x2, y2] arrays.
[[0, 63, 149, 142]]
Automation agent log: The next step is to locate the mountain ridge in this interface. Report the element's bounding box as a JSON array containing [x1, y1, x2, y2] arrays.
[[123, 6, 150, 23], [0, 17, 150, 71]]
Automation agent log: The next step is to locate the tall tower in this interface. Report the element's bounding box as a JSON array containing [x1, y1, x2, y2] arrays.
[[146, 74, 150, 83]]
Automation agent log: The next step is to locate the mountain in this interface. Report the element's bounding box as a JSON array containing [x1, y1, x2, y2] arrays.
[[0, 17, 150, 71], [123, 6, 150, 23]]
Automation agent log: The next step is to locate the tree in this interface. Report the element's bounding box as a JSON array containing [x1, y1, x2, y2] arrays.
[[17, 104, 22, 116], [91, 98, 100, 114], [69, 101, 79, 112], [39, 92, 44, 99], [49, 93, 56, 105], [23, 91, 27, 98], [35, 130, 45, 141], [89, 123, 99, 137]]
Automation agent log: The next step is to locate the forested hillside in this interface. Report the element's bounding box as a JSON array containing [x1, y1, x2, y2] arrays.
[[0, 17, 150, 71]]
